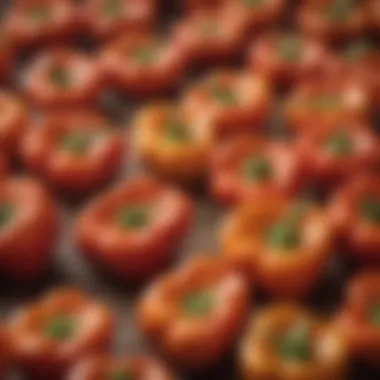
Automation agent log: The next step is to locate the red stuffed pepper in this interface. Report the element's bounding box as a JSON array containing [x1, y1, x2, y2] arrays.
[[299, 120, 378, 187], [133, 102, 214, 184], [0, 326, 10, 378], [184, 0, 224, 12], [75, 177, 193, 282], [0, 154, 7, 180], [240, 304, 348, 380], [172, 8, 246, 65], [68, 355, 174, 380], [4, 0, 73, 48], [8, 288, 114, 380], [297, 0, 366, 43], [0, 92, 27, 160], [248, 32, 332, 87], [210, 136, 305, 205], [365, 0, 380, 34], [24, 48, 103, 109], [102, 33, 187, 97], [182, 70, 271, 137], [220, 195, 333, 297], [0, 176, 58, 281], [88, 0, 156, 39], [0, 30, 13, 82], [284, 77, 370, 132], [337, 271, 380, 365], [21, 111, 124, 196], [64, 0, 92, 32], [137, 256, 250, 369], [330, 174, 380, 264]]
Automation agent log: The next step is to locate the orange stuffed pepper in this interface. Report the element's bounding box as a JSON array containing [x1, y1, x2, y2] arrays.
[[182, 70, 271, 137], [0, 177, 58, 281], [133, 102, 214, 183], [220, 195, 333, 297], [284, 77, 370, 132], [330, 174, 380, 264], [137, 256, 250, 369], [172, 8, 246, 65], [21, 111, 124, 196], [337, 271, 380, 365], [248, 32, 332, 87], [240, 304, 348, 380], [9, 288, 114, 380], [102, 33, 187, 97], [210, 136, 305, 205], [75, 177, 193, 282], [297, 0, 366, 43], [298, 120, 378, 187], [68, 355, 174, 380], [4, 0, 73, 48], [24, 48, 103, 109], [88, 0, 156, 39], [0, 92, 27, 160]]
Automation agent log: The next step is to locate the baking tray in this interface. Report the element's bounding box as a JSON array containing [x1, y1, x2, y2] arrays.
[[0, 1, 379, 379]]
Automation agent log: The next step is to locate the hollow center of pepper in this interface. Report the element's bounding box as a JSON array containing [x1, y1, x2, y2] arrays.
[[277, 36, 300, 62], [104, 0, 123, 17], [44, 315, 75, 341], [275, 322, 312, 362], [116, 205, 149, 229], [0, 202, 14, 230], [325, 0, 352, 22], [309, 94, 341, 112], [60, 132, 93, 155], [241, 155, 272, 182], [324, 131, 353, 156], [181, 290, 213, 317], [164, 119, 190, 142], [49, 66, 72, 89], [108, 371, 133, 380], [359, 197, 380, 224], [210, 86, 237, 106], [27, 5, 51, 22], [131, 45, 158, 65], [343, 41, 373, 61], [368, 304, 380, 326]]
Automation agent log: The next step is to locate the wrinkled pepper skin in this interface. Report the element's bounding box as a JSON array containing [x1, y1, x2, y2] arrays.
[[133, 102, 214, 184], [240, 304, 348, 380], [330, 174, 380, 264], [21, 111, 124, 196], [220, 195, 334, 298], [8, 288, 114, 380], [210, 136, 306, 205], [24, 49, 103, 109], [68, 355, 174, 380], [337, 271, 380, 366], [137, 256, 250, 369], [75, 177, 193, 282], [0, 177, 58, 281]]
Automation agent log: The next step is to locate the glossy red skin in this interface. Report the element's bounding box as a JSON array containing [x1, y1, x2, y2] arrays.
[[210, 136, 306, 205], [182, 70, 272, 138], [298, 121, 379, 187], [9, 288, 114, 380], [88, 0, 156, 39], [21, 111, 124, 196], [337, 272, 380, 365], [285, 78, 370, 132], [102, 33, 187, 97], [0, 177, 58, 281], [0, 92, 28, 160], [75, 177, 193, 282], [297, 0, 367, 43], [172, 9, 247, 65], [24, 49, 103, 109], [0, 31, 13, 82], [248, 32, 333, 87], [137, 256, 250, 369], [330, 175, 380, 264], [68, 355, 174, 380], [4, 0, 74, 48]]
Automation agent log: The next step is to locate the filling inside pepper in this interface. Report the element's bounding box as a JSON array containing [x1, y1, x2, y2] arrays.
[[275, 322, 312, 361], [241, 155, 272, 182], [359, 197, 380, 224], [27, 5, 51, 22], [343, 41, 373, 61], [0, 202, 14, 230], [369, 303, 380, 326], [108, 371, 133, 380], [164, 119, 190, 143], [104, 0, 122, 17], [324, 131, 353, 156], [241, 0, 264, 6], [116, 205, 149, 229], [181, 290, 213, 317], [44, 315, 75, 341], [277, 36, 301, 62], [267, 222, 299, 249], [326, 0, 352, 22], [60, 132, 93, 155], [130, 45, 158, 65], [49, 65, 72, 89], [309, 94, 341, 113], [210, 85, 237, 106]]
